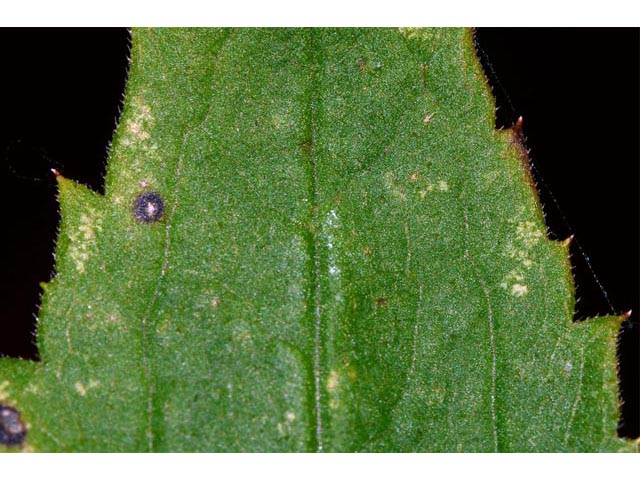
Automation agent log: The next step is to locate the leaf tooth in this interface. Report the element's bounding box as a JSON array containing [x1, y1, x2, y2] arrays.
[[54, 176, 105, 278], [561, 234, 575, 248]]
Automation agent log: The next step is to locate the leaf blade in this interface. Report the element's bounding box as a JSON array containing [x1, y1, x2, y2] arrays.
[[0, 28, 632, 452]]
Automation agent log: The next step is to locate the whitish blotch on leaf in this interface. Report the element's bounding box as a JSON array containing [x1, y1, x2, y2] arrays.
[[122, 100, 153, 146], [398, 27, 435, 41], [0, 405, 26, 446], [327, 370, 342, 409], [276, 411, 297, 436], [69, 210, 102, 274], [500, 220, 544, 296], [74, 379, 100, 397], [133, 191, 165, 223], [0, 381, 9, 402]]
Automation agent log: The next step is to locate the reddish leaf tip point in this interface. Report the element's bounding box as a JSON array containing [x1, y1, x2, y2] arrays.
[[562, 234, 574, 247], [622, 309, 633, 319], [515, 116, 524, 132]]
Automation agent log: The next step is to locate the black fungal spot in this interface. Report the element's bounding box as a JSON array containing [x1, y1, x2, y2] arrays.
[[133, 191, 165, 223], [0, 405, 27, 446]]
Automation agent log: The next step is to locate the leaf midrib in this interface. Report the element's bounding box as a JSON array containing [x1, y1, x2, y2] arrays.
[[306, 28, 324, 454]]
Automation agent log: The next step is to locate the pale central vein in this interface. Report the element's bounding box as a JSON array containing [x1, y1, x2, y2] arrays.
[[308, 29, 324, 454], [564, 343, 586, 444]]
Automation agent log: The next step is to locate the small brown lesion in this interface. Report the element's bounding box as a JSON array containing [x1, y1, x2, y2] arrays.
[[299, 140, 312, 154], [0, 404, 27, 447], [375, 297, 388, 307]]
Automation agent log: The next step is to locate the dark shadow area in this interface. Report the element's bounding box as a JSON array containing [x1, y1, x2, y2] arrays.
[[0, 29, 130, 359], [475, 28, 639, 439]]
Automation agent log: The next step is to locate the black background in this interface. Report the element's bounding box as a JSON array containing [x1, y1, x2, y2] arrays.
[[0, 29, 637, 440]]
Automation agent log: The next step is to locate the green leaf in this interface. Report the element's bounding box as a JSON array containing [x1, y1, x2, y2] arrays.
[[0, 28, 635, 452]]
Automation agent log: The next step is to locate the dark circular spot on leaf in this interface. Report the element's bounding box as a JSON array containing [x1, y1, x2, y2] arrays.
[[0, 404, 27, 446], [133, 191, 165, 223]]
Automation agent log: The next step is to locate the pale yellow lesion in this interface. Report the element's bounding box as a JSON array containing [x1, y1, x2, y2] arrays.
[[74, 379, 100, 397], [327, 370, 340, 393], [398, 28, 435, 42], [120, 97, 153, 146], [276, 410, 297, 436], [117, 96, 160, 191], [511, 284, 528, 297], [500, 219, 545, 297], [386, 171, 451, 202], [326, 365, 357, 410], [327, 369, 341, 409], [68, 209, 103, 274], [270, 109, 295, 130], [25, 383, 40, 395], [0, 380, 10, 402], [74, 382, 86, 396], [515, 221, 544, 250]]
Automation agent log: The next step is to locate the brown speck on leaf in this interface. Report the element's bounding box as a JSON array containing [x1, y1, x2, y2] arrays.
[[363, 246, 372, 256], [409, 173, 419, 181], [376, 298, 388, 307], [299, 140, 312, 154], [0, 405, 27, 446], [211, 297, 220, 308]]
